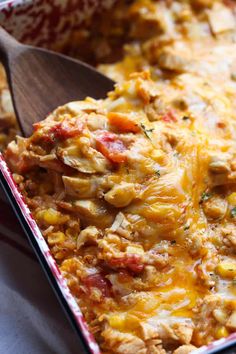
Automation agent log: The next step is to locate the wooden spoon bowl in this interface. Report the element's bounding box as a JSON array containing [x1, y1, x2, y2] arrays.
[[0, 27, 114, 137]]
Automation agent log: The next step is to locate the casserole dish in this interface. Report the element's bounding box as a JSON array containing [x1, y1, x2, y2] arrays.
[[1, 154, 236, 354], [1, 1, 236, 354]]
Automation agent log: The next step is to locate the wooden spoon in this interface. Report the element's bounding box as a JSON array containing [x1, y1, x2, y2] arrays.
[[0, 27, 114, 137]]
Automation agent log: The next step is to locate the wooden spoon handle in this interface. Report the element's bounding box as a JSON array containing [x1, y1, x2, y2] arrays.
[[0, 27, 19, 65]]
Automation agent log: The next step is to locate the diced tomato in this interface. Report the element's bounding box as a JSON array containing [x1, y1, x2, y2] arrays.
[[162, 110, 177, 123], [217, 121, 226, 129], [51, 117, 84, 140], [34, 132, 55, 144], [108, 254, 144, 274], [33, 117, 84, 143], [108, 112, 140, 133], [33, 122, 42, 131], [96, 131, 127, 163], [83, 273, 111, 297]]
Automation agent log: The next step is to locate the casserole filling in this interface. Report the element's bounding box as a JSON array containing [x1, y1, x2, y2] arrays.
[[5, 70, 236, 353], [3, 0, 236, 353]]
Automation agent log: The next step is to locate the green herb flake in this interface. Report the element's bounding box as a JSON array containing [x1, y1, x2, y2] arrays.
[[200, 192, 211, 204], [184, 224, 190, 231], [231, 207, 236, 218], [156, 170, 161, 177], [140, 123, 154, 140]]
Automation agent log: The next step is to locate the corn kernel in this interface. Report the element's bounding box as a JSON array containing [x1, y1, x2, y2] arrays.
[[40, 208, 69, 225], [125, 314, 139, 330], [109, 314, 125, 330], [48, 232, 65, 245], [215, 326, 229, 339], [44, 209, 62, 225], [216, 262, 236, 279], [126, 245, 144, 255], [227, 193, 236, 206], [135, 296, 159, 313], [35, 210, 46, 221]]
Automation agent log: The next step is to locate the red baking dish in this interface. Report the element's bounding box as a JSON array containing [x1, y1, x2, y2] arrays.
[[0, 1, 236, 354]]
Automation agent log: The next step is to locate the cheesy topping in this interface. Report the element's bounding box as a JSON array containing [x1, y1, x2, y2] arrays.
[[4, 1, 236, 353]]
